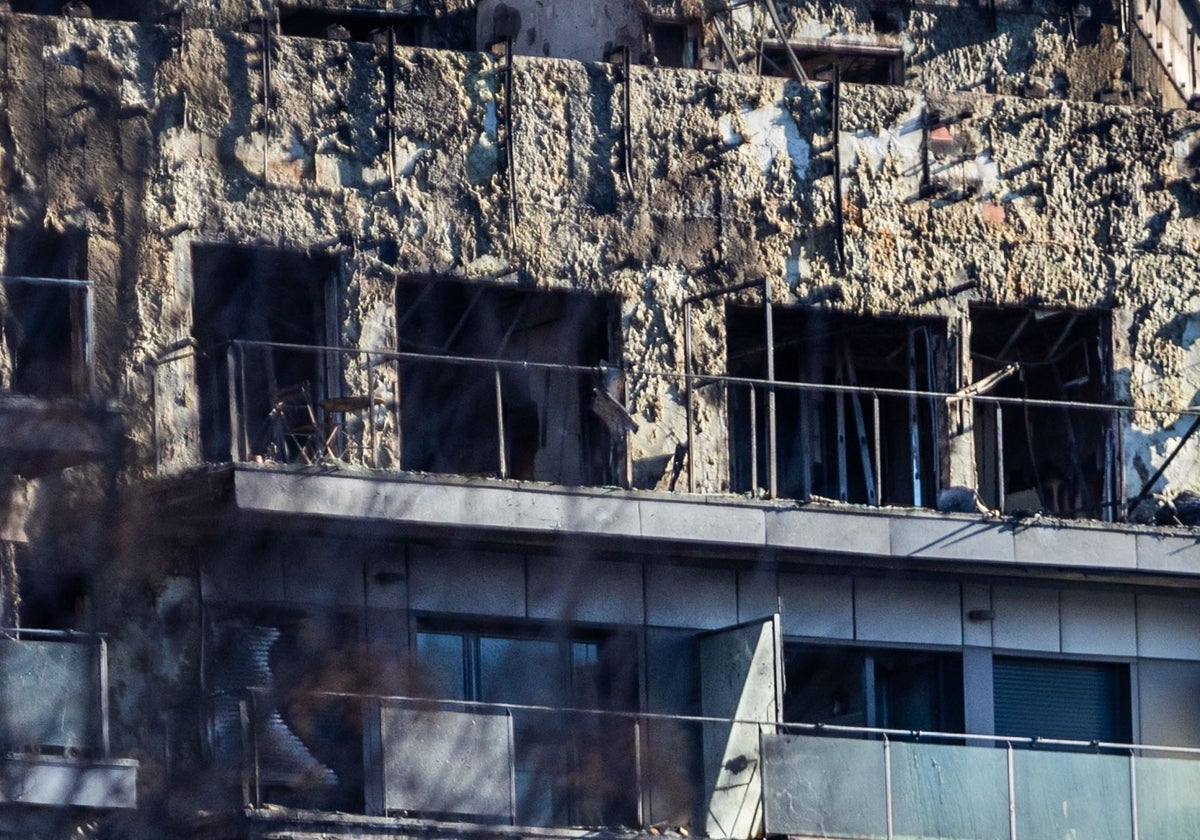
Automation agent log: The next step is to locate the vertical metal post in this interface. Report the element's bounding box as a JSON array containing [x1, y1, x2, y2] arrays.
[[83, 285, 95, 397], [98, 637, 110, 757], [239, 698, 252, 808], [1116, 407, 1127, 521], [495, 367, 508, 479], [506, 708, 517, 826], [151, 360, 161, 474], [685, 301, 695, 493], [252, 690, 262, 808], [908, 328, 922, 506], [995, 402, 1006, 514], [634, 718, 645, 828], [765, 281, 778, 499], [836, 364, 848, 503], [749, 385, 758, 493], [873, 393, 882, 506], [394, 359, 403, 471], [226, 345, 242, 462], [1130, 751, 1140, 840], [1007, 742, 1017, 840], [883, 734, 894, 840], [368, 356, 378, 468]]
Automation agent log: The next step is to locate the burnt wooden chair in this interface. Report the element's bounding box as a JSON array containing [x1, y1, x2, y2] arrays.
[[265, 382, 321, 464]]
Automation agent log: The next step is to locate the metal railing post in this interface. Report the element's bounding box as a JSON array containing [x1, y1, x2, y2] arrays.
[[1130, 750, 1140, 840], [394, 359, 403, 471], [226, 344, 241, 462], [98, 637, 110, 757], [995, 402, 1005, 514], [495, 367, 508, 479], [368, 355, 378, 467], [1007, 742, 1017, 840], [883, 734, 894, 840], [634, 717, 645, 829], [873, 393, 882, 506], [749, 384, 758, 494], [765, 283, 778, 500]]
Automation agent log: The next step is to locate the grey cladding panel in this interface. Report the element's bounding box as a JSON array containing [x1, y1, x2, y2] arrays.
[[854, 578, 962, 645], [380, 704, 514, 820]]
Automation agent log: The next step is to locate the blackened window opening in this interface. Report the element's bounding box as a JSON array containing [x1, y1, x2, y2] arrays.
[[278, 6, 423, 45], [192, 245, 333, 463], [8, 0, 149, 22], [3, 226, 87, 399], [761, 43, 904, 84], [971, 307, 1111, 519], [727, 307, 944, 507], [651, 21, 697, 68], [395, 280, 617, 486]]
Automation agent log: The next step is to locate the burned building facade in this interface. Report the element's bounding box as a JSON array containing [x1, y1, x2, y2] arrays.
[[4, 0, 1200, 838]]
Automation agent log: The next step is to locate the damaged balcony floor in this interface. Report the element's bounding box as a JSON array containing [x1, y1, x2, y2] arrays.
[[149, 464, 1200, 581]]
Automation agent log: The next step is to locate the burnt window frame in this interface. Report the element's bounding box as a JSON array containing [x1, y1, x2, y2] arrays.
[[190, 243, 339, 464], [393, 277, 623, 487], [725, 305, 947, 508], [8, 0, 149, 21], [646, 16, 702, 69], [276, 4, 425, 46], [2, 226, 93, 401], [969, 305, 1115, 520], [760, 39, 905, 85]]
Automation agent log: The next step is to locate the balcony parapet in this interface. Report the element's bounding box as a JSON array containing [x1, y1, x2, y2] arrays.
[[0, 630, 138, 811], [198, 689, 1200, 840]]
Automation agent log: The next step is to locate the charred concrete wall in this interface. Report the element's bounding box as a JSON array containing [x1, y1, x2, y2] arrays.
[[1, 9, 1199, 499]]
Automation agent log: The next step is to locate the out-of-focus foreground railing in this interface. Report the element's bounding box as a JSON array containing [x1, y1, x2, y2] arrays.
[[215, 688, 1200, 840]]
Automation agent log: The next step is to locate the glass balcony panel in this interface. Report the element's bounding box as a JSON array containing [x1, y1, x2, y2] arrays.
[[0, 636, 101, 751], [1013, 749, 1132, 840], [1135, 754, 1200, 840], [761, 733, 887, 839], [891, 740, 1009, 840]]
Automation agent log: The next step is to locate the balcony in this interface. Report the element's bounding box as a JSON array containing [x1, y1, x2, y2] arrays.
[[151, 337, 1191, 523], [0, 630, 138, 810], [201, 687, 1200, 840]]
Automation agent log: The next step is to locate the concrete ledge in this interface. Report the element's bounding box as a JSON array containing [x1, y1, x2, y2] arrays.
[[224, 466, 1200, 579], [0, 754, 138, 809]]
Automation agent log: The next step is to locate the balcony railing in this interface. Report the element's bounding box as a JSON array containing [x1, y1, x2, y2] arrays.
[[0, 629, 109, 755], [150, 339, 1200, 522], [0, 629, 137, 810], [217, 688, 1200, 840]]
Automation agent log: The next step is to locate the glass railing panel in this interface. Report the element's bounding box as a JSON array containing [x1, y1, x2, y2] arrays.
[[891, 740, 1009, 840], [1135, 754, 1200, 840], [761, 733, 887, 839], [0, 636, 102, 751], [1013, 749, 1132, 840]]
